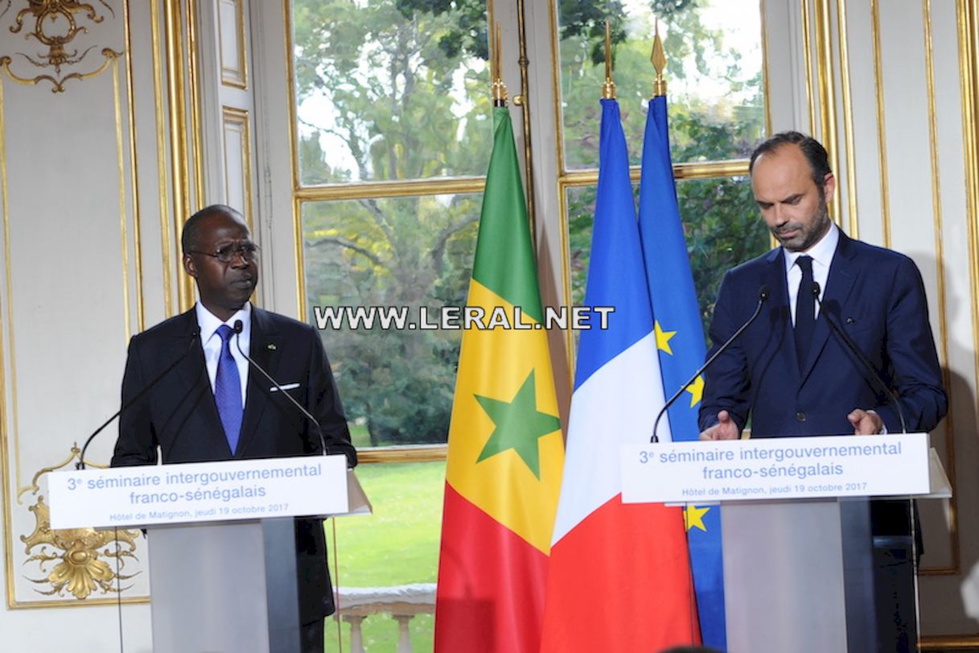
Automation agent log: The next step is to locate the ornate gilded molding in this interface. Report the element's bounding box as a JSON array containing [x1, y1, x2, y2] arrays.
[[17, 447, 142, 600], [22, 496, 139, 599], [0, 0, 123, 93]]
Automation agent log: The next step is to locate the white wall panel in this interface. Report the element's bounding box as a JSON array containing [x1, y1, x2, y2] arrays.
[[768, 0, 979, 642], [0, 0, 207, 650]]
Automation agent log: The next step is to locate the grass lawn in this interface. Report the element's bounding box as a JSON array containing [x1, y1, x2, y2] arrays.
[[325, 460, 445, 652]]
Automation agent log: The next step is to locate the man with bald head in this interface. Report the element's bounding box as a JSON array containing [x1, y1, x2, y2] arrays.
[[112, 204, 356, 652]]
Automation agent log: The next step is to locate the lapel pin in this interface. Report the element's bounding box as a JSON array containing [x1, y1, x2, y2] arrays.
[[267, 343, 277, 350]]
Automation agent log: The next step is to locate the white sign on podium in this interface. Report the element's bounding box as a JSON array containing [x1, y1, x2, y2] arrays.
[[47, 454, 351, 529], [621, 432, 931, 504], [46, 454, 369, 653]]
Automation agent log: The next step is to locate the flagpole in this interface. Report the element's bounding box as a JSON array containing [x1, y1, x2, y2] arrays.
[[640, 23, 729, 647], [652, 21, 667, 98], [541, 31, 700, 649], [514, 0, 537, 237], [602, 20, 616, 100], [435, 35, 564, 651], [491, 23, 508, 108]]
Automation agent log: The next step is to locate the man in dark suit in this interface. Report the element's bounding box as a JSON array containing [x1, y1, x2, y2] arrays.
[[698, 132, 946, 651], [111, 204, 357, 653]]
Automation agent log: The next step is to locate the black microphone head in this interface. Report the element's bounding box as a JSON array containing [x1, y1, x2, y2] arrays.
[[812, 281, 821, 298], [233, 320, 244, 334], [758, 284, 771, 301]]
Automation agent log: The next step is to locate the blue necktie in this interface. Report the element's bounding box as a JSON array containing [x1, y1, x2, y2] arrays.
[[795, 255, 815, 369], [215, 325, 243, 453]]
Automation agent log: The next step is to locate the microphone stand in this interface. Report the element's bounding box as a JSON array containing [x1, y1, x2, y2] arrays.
[[231, 321, 334, 461], [813, 283, 908, 434], [651, 286, 770, 442], [77, 329, 201, 470]]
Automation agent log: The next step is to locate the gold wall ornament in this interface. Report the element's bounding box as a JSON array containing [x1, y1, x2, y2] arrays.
[[0, 0, 124, 93], [22, 496, 140, 599], [16, 446, 142, 600]]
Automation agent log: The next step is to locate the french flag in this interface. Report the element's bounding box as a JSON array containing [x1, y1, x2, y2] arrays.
[[539, 98, 699, 652]]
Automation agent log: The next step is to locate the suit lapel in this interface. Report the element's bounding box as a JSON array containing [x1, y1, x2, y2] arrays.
[[762, 249, 800, 378], [236, 306, 284, 456], [166, 309, 230, 457], [172, 309, 210, 393], [179, 309, 239, 456], [801, 232, 858, 382]]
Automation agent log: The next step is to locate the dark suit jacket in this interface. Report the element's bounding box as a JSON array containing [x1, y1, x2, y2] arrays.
[[111, 305, 357, 623], [699, 232, 946, 437], [698, 233, 947, 537]]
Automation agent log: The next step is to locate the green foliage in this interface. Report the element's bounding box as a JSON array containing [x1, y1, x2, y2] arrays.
[[293, 0, 492, 183], [395, 0, 489, 60], [295, 0, 488, 445], [557, 0, 628, 65], [304, 195, 478, 445], [668, 112, 769, 329], [650, 0, 700, 17], [295, 0, 770, 446]]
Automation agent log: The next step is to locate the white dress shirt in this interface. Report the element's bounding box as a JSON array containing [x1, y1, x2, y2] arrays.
[[196, 302, 251, 405], [784, 222, 839, 325]]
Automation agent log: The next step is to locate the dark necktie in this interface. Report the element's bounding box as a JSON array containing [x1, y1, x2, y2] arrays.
[[215, 325, 243, 453], [795, 255, 815, 368]]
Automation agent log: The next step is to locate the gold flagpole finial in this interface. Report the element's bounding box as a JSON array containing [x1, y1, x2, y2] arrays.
[[651, 20, 667, 97], [491, 22, 508, 106], [601, 20, 616, 100]]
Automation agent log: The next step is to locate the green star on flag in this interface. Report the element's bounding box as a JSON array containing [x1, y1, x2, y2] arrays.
[[475, 370, 561, 479]]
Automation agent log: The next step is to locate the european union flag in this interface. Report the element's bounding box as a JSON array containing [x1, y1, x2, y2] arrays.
[[638, 93, 727, 650]]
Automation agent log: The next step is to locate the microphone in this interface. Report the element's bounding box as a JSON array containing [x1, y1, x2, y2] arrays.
[[77, 327, 201, 470], [231, 320, 334, 461], [812, 283, 908, 433], [650, 285, 770, 442]]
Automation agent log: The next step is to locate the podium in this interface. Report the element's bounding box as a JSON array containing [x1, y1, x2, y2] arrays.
[[48, 455, 370, 653], [622, 433, 951, 653]]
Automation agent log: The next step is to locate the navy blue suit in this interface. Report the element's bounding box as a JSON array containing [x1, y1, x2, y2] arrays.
[[699, 232, 946, 651], [111, 306, 357, 625], [699, 232, 946, 438]]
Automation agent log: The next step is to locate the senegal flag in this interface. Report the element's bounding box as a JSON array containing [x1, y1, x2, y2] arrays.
[[433, 106, 564, 653]]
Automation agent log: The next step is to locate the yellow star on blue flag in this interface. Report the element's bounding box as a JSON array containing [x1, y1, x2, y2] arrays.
[[639, 93, 727, 648], [684, 505, 711, 532]]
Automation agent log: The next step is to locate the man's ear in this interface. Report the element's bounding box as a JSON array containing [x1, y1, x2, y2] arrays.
[[183, 254, 198, 279], [822, 172, 837, 201]]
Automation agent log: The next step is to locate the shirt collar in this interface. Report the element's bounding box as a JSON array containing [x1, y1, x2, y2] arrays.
[[784, 221, 839, 271], [195, 302, 252, 345]]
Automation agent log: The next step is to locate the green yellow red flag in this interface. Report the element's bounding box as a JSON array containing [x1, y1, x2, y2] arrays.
[[434, 106, 564, 652]]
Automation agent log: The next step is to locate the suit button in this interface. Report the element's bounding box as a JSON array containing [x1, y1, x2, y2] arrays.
[[796, 412, 807, 422]]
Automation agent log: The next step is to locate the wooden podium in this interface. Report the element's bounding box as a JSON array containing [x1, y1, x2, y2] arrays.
[[622, 433, 951, 653], [48, 455, 370, 653]]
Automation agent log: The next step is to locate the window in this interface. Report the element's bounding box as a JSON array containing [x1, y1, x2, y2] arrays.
[[558, 0, 770, 328], [290, 2, 492, 649], [293, 0, 490, 449], [287, 1, 769, 650]]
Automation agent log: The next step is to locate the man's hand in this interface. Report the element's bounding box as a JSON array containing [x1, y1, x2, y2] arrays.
[[848, 409, 884, 435], [699, 410, 740, 440]]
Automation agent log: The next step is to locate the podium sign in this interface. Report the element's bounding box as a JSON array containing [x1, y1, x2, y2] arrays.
[[48, 454, 361, 653], [621, 432, 930, 504], [48, 454, 348, 529], [621, 432, 940, 652]]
